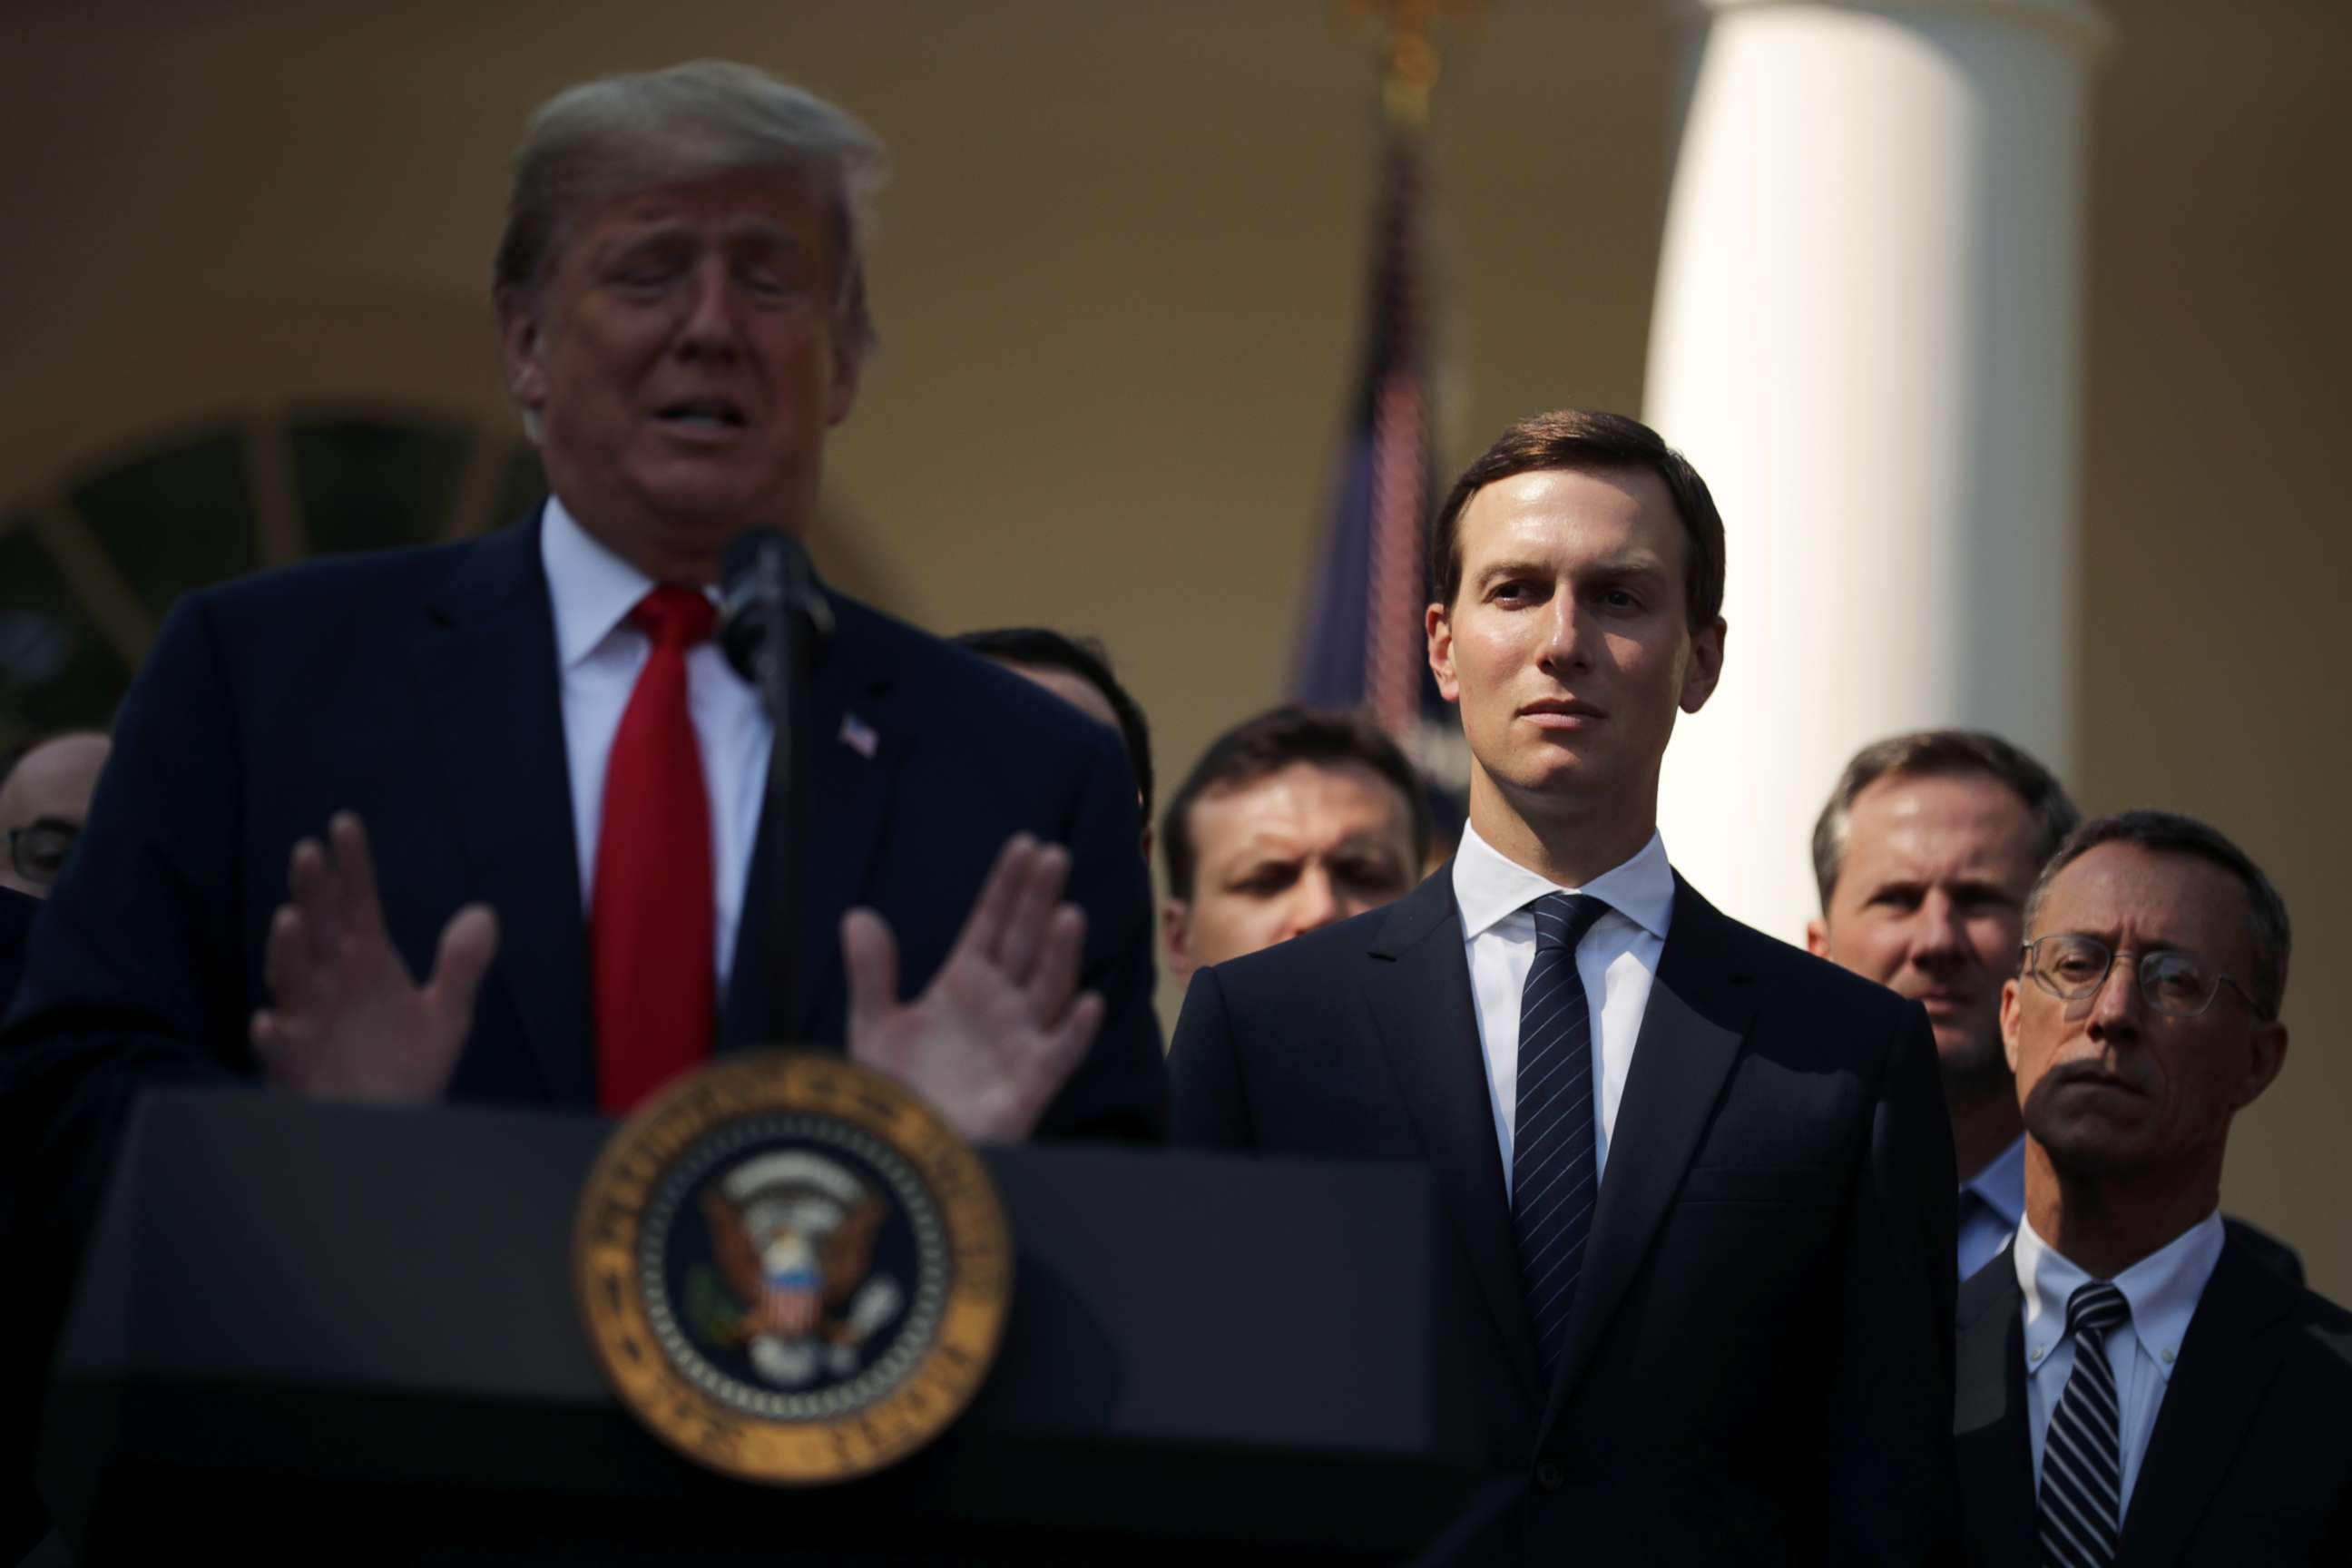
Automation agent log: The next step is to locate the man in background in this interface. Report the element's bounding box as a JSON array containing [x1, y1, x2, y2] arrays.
[[1808, 732, 2301, 1286], [1158, 704, 1426, 989], [956, 626, 1153, 858], [0, 729, 107, 1559], [1807, 730, 2078, 1277], [0, 730, 109, 1007], [0, 730, 110, 902], [1955, 810, 2348, 1564]]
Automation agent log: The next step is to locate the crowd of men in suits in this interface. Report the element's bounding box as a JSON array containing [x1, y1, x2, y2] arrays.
[[1, 56, 2346, 1567]]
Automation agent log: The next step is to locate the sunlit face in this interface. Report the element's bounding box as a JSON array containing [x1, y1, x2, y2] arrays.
[[1164, 761, 1417, 986], [2001, 842, 2287, 1183], [499, 169, 858, 583], [0, 731, 110, 897], [1808, 771, 2043, 1088], [1426, 466, 1722, 824]]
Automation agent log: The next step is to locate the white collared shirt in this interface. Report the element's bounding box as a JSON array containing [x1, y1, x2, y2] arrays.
[[1959, 1133, 2029, 1280], [1450, 823, 1675, 1197], [2014, 1210, 2225, 1519], [540, 496, 773, 987]]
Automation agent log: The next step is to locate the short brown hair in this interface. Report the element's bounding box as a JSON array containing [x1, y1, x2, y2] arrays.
[[1812, 730, 2080, 908], [1161, 706, 1430, 901], [1428, 409, 1726, 625], [2024, 810, 2291, 1019]]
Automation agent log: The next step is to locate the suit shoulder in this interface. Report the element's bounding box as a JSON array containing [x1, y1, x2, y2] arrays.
[[193, 535, 480, 622], [2283, 1279, 2352, 1372], [1698, 895, 1913, 1025], [832, 596, 1124, 768], [1200, 897, 1420, 1014]]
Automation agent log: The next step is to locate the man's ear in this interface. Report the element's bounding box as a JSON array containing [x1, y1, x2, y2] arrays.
[[1426, 603, 1459, 704], [2000, 978, 2024, 1075], [2231, 1020, 2290, 1112], [1803, 916, 1831, 960], [1161, 898, 1196, 990], [825, 342, 860, 428], [496, 289, 549, 417], [1680, 615, 1727, 715]]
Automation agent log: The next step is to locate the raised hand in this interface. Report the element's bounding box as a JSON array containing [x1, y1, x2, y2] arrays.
[[843, 832, 1104, 1143], [250, 811, 498, 1103]]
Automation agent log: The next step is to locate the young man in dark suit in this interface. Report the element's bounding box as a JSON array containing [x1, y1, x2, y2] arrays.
[[1955, 810, 2349, 1565], [1170, 410, 1960, 1563]]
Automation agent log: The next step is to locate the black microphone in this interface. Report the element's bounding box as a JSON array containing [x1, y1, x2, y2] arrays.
[[718, 528, 832, 689], [717, 528, 833, 1044]]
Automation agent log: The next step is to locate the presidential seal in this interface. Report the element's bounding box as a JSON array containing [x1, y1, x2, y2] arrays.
[[573, 1051, 1012, 1485]]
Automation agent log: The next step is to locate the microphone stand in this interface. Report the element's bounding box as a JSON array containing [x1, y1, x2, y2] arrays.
[[719, 532, 834, 1044]]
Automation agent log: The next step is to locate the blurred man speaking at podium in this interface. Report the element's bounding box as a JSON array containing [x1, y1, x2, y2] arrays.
[[0, 60, 1161, 1395], [1171, 411, 1959, 1563]]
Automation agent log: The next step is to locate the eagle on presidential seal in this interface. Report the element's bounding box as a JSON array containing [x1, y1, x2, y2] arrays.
[[685, 1150, 906, 1388]]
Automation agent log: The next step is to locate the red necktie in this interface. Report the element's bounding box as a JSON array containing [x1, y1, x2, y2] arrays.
[[593, 586, 718, 1112]]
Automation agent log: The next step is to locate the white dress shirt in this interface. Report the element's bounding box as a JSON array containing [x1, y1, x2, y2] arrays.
[[1959, 1133, 2029, 1280], [2014, 1210, 2225, 1519], [1451, 823, 1674, 1198], [540, 497, 773, 988]]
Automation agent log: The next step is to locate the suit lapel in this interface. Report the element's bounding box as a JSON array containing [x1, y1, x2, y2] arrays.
[[412, 511, 596, 1102], [2115, 1239, 2295, 1564], [1365, 870, 1544, 1410], [722, 593, 903, 1049], [1953, 1249, 2040, 1567], [1540, 877, 1753, 1432]]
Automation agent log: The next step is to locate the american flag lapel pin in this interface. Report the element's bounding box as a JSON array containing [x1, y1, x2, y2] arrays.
[[838, 711, 879, 760]]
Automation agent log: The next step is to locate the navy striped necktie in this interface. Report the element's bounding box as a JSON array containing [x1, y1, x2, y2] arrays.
[[2040, 1280, 2131, 1567], [1513, 891, 1612, 1378]]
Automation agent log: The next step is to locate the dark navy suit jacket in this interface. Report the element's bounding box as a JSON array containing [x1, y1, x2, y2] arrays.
[[0, 887, 35, 1020], [1955, 1234, 2352, 1565], [0, 508, 1164, 1387], [1171, 867, 1961, 1564]]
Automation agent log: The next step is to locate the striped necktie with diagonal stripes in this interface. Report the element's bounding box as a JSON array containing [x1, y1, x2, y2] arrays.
[[1513, 891, 1612, 1380], [2040, 1280, 2131, 1567]]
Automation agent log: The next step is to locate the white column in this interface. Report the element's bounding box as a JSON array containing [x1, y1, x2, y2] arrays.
[[1646, 0, 2111, 941]]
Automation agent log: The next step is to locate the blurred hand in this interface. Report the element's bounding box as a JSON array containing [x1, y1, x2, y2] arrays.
[[250, 811, 497, 1103], [845, 832, 1102, 1143]]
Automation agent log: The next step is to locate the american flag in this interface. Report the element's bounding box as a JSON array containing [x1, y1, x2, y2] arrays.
[[838, 711, 878, 760], [1292, 117, 1462, 787]]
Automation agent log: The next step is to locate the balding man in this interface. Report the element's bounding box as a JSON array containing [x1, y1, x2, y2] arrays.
[[0, 731, 109, 1027], [0, 731, 108, 904]]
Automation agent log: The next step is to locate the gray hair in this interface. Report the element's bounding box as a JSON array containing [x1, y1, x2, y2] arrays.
[[1812, 729, 2079, 908], [494, 60, 885, 361], [2023, 809, 2292, 1019]]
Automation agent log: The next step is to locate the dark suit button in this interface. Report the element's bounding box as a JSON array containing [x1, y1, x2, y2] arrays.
[[1534, 1461, 1563, 1493]]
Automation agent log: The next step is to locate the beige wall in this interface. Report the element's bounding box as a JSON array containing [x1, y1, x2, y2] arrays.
[[2074, 3, 2352, 1297], [4, 3, 2344, 1293]]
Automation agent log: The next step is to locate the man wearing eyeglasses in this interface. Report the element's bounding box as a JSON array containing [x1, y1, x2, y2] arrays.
[[1954, 809, 2351, 1566], [0, 731, 110, 1009], [0, 731, 108, 904]]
